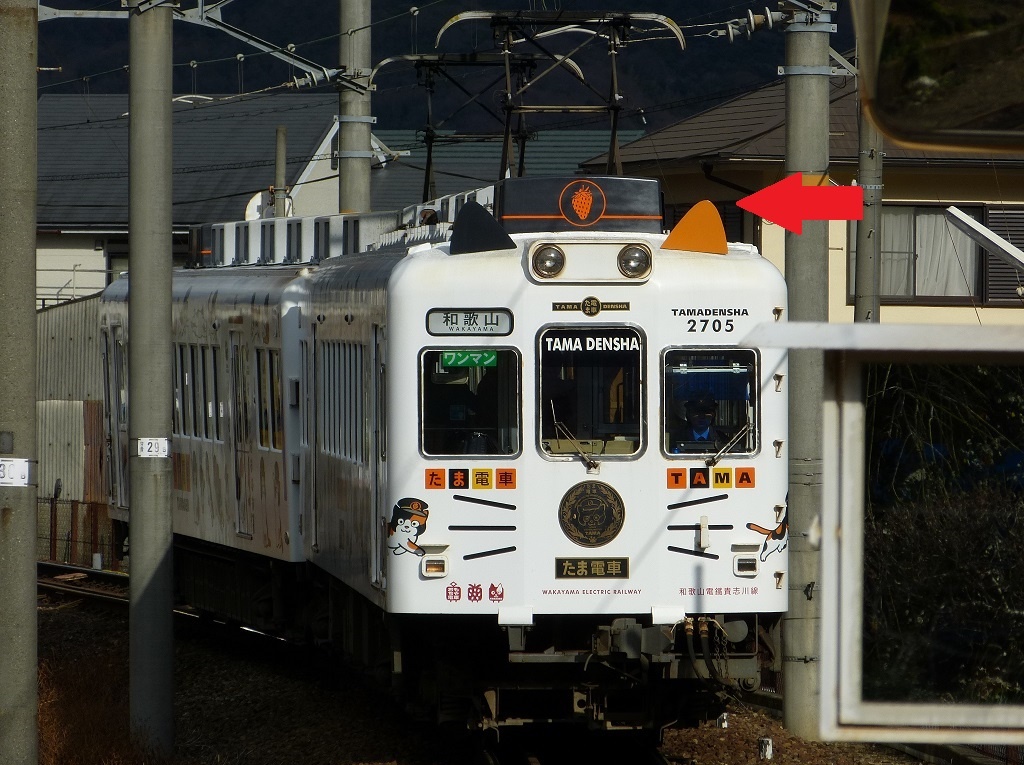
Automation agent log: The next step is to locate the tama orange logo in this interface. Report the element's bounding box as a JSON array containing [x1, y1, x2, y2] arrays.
[[559, 181, 607, 227]]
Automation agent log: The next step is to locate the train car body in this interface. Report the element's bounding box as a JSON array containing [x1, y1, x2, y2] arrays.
[[100, 176, 788, 739]]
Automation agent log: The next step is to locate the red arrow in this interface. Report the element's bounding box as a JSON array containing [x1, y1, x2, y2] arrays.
[[736, 173, 863, 234]]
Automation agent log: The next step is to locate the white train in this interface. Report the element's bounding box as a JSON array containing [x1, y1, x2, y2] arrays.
[[100, 175, 788, 741]]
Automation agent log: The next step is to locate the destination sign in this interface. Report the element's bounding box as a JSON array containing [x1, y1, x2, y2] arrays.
[[442, 351, 498, 368], [543, 334, 641, 352], [427, 308, 512, 336], [541, 327, 643, 355]]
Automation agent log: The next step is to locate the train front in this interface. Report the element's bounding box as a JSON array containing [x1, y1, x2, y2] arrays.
[[385, 177, 788, 738]]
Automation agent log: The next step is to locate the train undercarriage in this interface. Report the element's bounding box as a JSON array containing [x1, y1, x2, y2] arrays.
[[395, 611, 780, 741], [173, 536, 782, 742]]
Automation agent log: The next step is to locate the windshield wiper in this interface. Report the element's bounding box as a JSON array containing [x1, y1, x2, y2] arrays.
[[706, 421, 752, 468], [550, 401, 599, 471]]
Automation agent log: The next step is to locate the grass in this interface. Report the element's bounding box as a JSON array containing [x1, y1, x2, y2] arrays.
[[37, 607, 162, 765]]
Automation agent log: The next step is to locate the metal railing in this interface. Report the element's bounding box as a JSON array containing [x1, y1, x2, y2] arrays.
[[37, 498, 125, 572]]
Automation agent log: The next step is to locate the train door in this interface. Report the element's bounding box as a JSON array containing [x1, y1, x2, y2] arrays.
[[371, 325, 386, 587], [299, 338, 313, 547], [229, 331, 254, 538], [103, 324, 130, 509], [309, 325, 320, 552]]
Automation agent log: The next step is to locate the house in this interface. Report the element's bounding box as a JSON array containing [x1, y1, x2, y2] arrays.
[[583, 75, 1024, 326], [38, 92, 336, 304], [36, 91, 638, 306]]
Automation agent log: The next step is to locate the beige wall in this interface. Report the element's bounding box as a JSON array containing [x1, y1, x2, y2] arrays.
[[36, 233, 109, 309], [290, 142, 339, 218]]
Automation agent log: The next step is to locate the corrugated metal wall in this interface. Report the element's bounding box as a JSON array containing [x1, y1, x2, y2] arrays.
[[37, 294, 103, 400], [36, 295, 107, 504]]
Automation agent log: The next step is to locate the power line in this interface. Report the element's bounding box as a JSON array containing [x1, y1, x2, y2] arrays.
[[37, 3, 773, 100]]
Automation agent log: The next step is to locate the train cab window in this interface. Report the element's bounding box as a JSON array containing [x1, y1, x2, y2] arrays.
[[420, 349, 521, 456], [538, 327, 644, 459], [663, 349, 758, 456]]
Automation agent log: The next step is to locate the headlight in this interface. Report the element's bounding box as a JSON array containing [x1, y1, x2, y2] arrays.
[[420, 555, 449, 578], [532, 245, 565, 278], [617, 245, 651, 278]]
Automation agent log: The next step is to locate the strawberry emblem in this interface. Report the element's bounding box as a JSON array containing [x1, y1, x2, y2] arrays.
[[570, 184, 594, 220], [558, 180, 606, 227]]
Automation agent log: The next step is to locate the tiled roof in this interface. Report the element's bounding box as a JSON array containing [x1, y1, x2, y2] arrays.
[[38, 92, 340, 227], [38, 92, 641, 226], [585, 76, 1024, 170]]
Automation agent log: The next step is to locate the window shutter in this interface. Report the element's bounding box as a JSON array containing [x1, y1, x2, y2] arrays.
[[721, 203, 743, 243], [983, 207, 1024, 304]]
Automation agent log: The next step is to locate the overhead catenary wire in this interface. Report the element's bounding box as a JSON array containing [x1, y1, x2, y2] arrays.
[[37, 3, 772, 109], [35, 3, 799, 208]]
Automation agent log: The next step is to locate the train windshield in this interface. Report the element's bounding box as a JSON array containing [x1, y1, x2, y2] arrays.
[[538, 326, 644, 459], [663, 348, 758, 456], [420, 348, 521, 456]]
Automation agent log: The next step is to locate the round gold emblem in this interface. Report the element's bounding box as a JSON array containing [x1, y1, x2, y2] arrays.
[[558, 481, 625, 548]]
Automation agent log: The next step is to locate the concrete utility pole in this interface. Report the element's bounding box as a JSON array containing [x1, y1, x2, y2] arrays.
[[780, 0, 834, 740], [854, 83, 883, 323], [275, 125, 288, 217], [128, 0, 175, 755], [0, 2, 39, 762], [338, 0, 372, 213]]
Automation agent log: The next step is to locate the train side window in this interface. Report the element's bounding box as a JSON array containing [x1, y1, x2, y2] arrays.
[[114, 330, 127, 428], [178, 344, 193, 437], [172, 344, 183, 436], [420, 348, 521, 457], [208, 346, 221, 441], [300, 341, 309, 448], [191, 344, 203, 438], [538, 326, 644, 459], [256, 348, 271, 449], [198, 344, 210, 439], [253, 348, 285, 451], [663, 348, 758, 457], [269, 349, 283, 450]]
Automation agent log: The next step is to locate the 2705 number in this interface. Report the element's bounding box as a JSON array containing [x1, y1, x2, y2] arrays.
[[687, 318, 734, 333]]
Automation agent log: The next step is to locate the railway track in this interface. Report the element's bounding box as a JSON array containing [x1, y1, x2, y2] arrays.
[[35, 561, 931, 765], [477, 751, 672, 765], [473, 734, 677, 765], [37, 561, 129, 605]]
